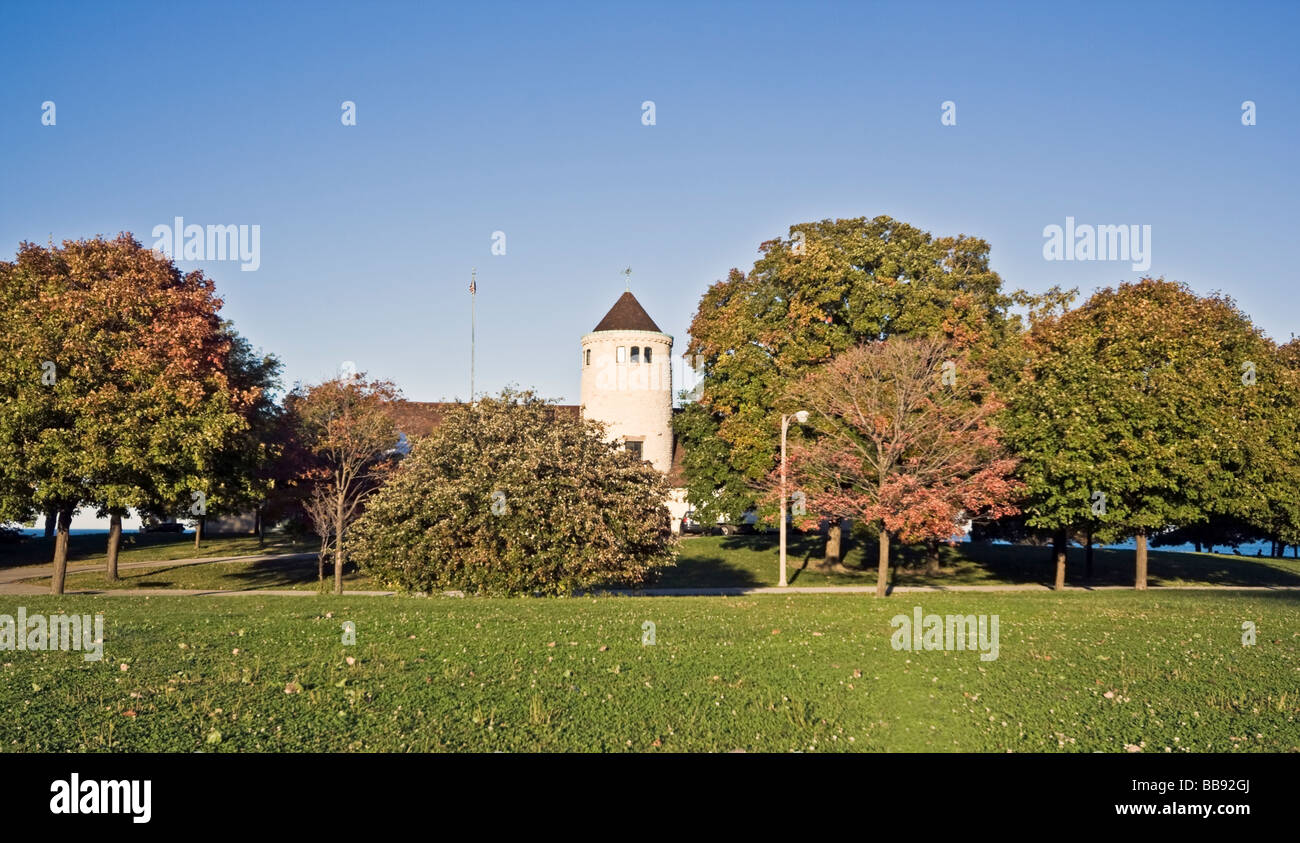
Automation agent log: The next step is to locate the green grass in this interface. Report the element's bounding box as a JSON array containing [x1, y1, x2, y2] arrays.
[[657, 534, 1300, 589], [45, 554, 373, 593], [0, 590, 1294, 752], [0, 532, 313, 570], [23, 533, 1300, 593]]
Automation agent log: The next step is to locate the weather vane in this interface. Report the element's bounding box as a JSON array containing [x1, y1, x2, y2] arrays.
[[623, 266, 632, 292]]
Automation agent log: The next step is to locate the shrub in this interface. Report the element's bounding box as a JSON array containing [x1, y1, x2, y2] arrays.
[[348, 390, 675, 595]]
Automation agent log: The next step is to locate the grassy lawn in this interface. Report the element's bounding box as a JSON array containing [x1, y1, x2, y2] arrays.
[[0, 590, 1294, 752], [20, 532, 1300, 593], [48, 554, 374, 593], [0, 532, 314, 570], [658, 534, 1300, 589]]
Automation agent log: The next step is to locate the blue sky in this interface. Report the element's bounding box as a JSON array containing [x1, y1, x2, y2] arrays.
[[2, 1, 1297, 526]]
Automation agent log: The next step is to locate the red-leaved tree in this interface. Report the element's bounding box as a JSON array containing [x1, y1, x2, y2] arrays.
[[786, 336, 1021, 596]]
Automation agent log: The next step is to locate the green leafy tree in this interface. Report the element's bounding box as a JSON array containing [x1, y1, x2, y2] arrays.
[[187, 325, 284, 550], [350, 390, 675, 595], [0, 235, 253, 592], [1003, 277, 1278, 589], [676, 216, 1032, 560], [1230, 337, 1300, 554]]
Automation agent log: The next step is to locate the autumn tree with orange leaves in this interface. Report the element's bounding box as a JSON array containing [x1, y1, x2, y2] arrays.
[[283, 375, 402, 594], [786, 336, 1022, 597], [0, 235, 276, 592]]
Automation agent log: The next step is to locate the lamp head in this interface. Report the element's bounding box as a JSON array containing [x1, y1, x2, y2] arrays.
[[794, 410, 810, 424]]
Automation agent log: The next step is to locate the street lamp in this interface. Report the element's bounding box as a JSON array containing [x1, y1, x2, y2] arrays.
[[779, 410, 810, 587]]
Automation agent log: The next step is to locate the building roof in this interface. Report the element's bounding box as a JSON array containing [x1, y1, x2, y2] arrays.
[[387, 401, 581, 438], [592, 291, 662, 333]]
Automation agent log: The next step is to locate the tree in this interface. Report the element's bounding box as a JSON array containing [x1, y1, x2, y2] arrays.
[[188, 325, 284, 551], [785, 337, 1021, 597], [1225, 337, 1300, 555], [0, 235, 253, 592], [1003, 278, 1276, 589], [349, 390, 675, 595], [676, 216, 1030, 562], [285, 375, 401, 594], [302, 486, 340, 585]]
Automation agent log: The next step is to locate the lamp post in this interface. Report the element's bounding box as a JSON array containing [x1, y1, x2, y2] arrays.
[[779, 410, 810, 587]]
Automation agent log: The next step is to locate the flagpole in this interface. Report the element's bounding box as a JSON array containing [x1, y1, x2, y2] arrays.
[[470, 268, 476, 403]]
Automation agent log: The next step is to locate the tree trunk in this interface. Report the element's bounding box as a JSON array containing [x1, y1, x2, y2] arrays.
[[106, 511, 123, 582], [1135, 530, 1148, 590], [925, 538, 940, 576], [333, 496, 345, 595], [50, 506, 74, 595], [875, 529, 890, 598], [43, 507, 57, 539], [1053, 529, 1067, 590], [256, 507, 264, 547], [1194, 541, 1202, 553], [823, 521, 843, 568], [193, 516, 204, 549], [1085, 528, 1094, 579]]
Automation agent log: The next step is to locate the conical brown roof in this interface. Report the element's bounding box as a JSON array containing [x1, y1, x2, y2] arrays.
[[592, 291, 662, 332]]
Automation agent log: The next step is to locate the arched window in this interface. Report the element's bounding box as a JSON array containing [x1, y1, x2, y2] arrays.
[[630, 346, 640, 364], [644, 347, 652, 364], [585, 349, 590, 366], [617, 346, 626, 364]]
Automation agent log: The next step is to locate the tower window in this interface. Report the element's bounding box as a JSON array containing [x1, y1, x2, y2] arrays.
[[585, 349, 590, 366], [644, 347, 652, 363], [630, 346, 640, 364], [617, 346, 626, 364], [626, 440, 643, 459]]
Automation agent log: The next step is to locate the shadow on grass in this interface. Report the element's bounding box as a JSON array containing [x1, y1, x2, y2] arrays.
[[944, 543, 1300, 588], [0, 532, 310, 569], [57, 556, 365, 592], [655, 532, 870, 587], [661, 532, 1300, 590]]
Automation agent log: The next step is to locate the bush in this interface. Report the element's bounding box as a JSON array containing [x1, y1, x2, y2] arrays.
[[348, 390, 676, 595]]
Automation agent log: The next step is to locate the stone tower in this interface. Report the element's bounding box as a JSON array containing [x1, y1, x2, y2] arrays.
[[579, 291, 674, 474]]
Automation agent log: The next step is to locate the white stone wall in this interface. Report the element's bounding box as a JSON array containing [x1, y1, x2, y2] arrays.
[[580, 329, 674, 474], [665, 488, 691, 534]]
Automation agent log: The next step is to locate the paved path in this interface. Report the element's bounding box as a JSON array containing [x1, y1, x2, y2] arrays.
[[3, 552, 1298, 598]]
